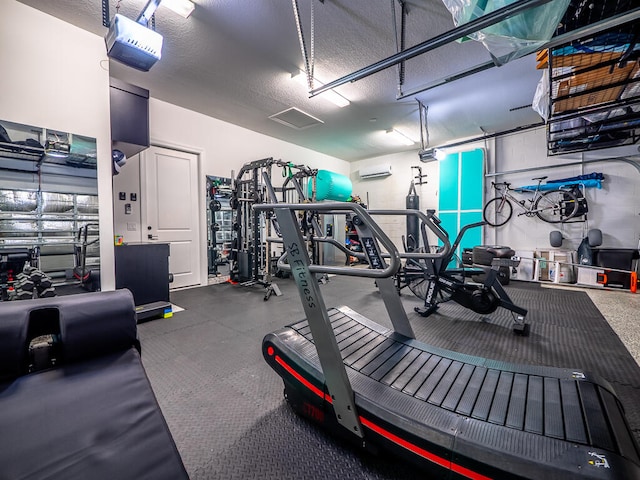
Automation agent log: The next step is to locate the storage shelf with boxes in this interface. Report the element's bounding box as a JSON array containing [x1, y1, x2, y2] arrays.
[[512, 249, 638, 293]]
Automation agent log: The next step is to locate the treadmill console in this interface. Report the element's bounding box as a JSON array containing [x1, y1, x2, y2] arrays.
[[361, 237, 383, 269]]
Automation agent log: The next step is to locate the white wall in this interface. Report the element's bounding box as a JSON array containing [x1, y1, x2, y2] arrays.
[[0, 1, 115, 289], [489, 127, 640, 251], [113, 155, 143, 244], [350, 151, 440, 249], [351, 128, 640, 255], [148, 98, 349, 177], [112, 98, 350, 286]]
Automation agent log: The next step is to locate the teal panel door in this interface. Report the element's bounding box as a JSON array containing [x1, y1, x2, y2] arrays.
[[460, 149, 484, 211], [438, 153, 459, 212], [438, 149, 484, 266], [459, 211, 483, 256]]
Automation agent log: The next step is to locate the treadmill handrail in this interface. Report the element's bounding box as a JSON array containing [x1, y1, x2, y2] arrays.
[[366, 209, 452, 260], [265, 208, 452, 263], [255, 202, 402, 278], [266, 236, 365, 263]]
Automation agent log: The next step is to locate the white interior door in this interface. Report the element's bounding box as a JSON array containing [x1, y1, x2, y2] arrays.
[[140, 146, 201, 289]]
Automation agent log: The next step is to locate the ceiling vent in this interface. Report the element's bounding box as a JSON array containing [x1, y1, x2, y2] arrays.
[[269, 108, 324, 130]]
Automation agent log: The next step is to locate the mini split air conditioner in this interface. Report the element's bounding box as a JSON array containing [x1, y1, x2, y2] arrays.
[[105, 14, 163, 72], [359, 164, 393, 179]]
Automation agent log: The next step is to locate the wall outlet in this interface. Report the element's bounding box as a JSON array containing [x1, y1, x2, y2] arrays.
[[127, 222, 137, 231]]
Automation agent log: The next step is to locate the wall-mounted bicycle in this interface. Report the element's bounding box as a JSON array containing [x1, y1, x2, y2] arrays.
[[483, 176, 579, 227]]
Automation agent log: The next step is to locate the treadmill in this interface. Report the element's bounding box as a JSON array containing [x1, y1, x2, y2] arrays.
[[256, 202, 640, 479]]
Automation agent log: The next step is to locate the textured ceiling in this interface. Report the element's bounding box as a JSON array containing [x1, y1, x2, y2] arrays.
[[18, 0, 551, 161]]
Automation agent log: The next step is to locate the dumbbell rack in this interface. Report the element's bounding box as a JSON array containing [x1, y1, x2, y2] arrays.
[[10, 266, 56, 300], [0, 248, 56, 301]]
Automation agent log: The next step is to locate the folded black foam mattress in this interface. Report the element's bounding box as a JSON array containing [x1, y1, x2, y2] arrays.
[[0, 290, 188, 480]]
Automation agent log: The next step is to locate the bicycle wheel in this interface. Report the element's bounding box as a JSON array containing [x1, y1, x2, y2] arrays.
[[483, 197, 513, 227], [535, 189, 578, 223]]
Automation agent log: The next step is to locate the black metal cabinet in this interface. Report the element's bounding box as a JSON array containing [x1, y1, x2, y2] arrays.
[[115, 243, 170, 306]]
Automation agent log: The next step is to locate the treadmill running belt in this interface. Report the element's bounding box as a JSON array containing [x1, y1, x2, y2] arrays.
[[263, 306, 640, 479], [291, 309, 605, 445]]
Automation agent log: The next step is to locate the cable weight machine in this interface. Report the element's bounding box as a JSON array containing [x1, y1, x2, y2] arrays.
[[229, 158, 317, 300], [229, 158, 357, 299]]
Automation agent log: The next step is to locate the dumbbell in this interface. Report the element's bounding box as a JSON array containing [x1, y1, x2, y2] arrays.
[[37, 287, 56, 298], [29, 269, 47, 283], [29, 269, 54, 290], [15, 289, 34, 300], [22, 265, 36, 275], [14, 274, 35, 292]]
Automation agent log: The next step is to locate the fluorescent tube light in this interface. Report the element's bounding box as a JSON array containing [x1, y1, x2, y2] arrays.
[[386, 128, 415, 146], [162, 0, 195, 18], [292, 71, 350, 108], [322, 90, 350, 108]]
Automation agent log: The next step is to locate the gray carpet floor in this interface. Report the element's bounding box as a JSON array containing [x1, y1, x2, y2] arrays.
[[137, 277, 640, 479]]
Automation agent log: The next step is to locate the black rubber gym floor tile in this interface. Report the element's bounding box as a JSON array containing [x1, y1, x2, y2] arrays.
[[138, 276, 640, 479]]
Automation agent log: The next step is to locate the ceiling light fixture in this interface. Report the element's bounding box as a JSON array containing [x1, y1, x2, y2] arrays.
[[44, 140, 71, 158], [161, 0, 196, 18], [291, 71, 350, 108], [386, 128, 415, 146], [419, 147, 446, 162]]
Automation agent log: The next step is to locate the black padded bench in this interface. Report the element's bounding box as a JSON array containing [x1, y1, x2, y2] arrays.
[[0, 289, 188, 480]]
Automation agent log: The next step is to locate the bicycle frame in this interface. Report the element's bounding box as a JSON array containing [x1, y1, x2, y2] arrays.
[[492, 182, 545, 217], [485, 177, 578, 227]]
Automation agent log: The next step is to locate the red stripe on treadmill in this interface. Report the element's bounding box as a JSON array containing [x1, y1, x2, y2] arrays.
[[275, 353, 492, 480], [359, 417, 492, 480], [359, 416, 449, 470], [450, 462, 493, 480], [274, 354, 332, 403]]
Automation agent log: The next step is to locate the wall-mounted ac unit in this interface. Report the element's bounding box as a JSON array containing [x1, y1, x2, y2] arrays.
[[359, 164, 392, 179]]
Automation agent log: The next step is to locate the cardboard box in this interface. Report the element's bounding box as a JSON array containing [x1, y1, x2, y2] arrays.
[[536, 251, 551, 281], [549, 251, 576, 283], [536, 250, 576, 282], [513, 251, 535, 281], [577, 267, 605, 287]]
